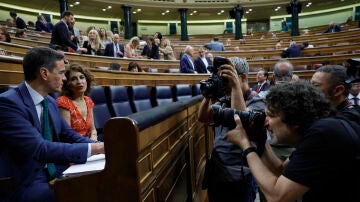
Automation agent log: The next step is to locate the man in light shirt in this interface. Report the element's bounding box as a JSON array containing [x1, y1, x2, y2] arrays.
[[104, 34, 124, 58], [194, 46, 212, 74], [348, 82, 360, 106]]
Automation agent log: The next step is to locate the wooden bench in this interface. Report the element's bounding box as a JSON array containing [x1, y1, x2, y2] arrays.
[[2, 41, 359, 74], [53, 96, 209, 202], [0, 54, 316, 88], [208, 43, 360, 60]]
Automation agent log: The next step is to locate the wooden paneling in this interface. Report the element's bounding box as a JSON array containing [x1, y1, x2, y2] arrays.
[[53, 97, 207, 202]]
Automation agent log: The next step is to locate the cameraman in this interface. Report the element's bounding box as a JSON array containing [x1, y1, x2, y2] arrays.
[[311, 65, 354, 112], [198, 57, 265, 202], [227, 80, 359, 202]]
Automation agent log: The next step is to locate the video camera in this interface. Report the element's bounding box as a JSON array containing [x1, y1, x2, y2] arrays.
[[200, 56, 229, 98]]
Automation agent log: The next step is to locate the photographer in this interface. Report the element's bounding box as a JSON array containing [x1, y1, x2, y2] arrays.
[[311, 65, 354, 112], [198, 57, 265, 202], [227, 80, 359, 202]]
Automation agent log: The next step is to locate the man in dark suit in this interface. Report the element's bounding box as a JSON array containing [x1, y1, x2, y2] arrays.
[[323, 21, 342, 33], [104, 34, 124, 58], [50, 11, 86, 53], [0, 47, 104, 202], [251, 69, 269, 93], [180, 45, 196, 73], [194, 47, 212, 73], [35, 15, 51, 32], [141, 35, 159, 59], [9, 10, 27, 29], [282, 41, 304, 58]]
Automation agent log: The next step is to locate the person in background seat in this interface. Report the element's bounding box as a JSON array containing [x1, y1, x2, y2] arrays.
[[252, 69, 269, 94], [104, 34, 124, 58], [323, 21, 342, 33], [194, 46, 212, 74], [348, 82, 360, 106]]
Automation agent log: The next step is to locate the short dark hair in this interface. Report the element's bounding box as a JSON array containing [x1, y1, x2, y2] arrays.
[[316, 65, 350, 96], [303, 41, 309, 47], [61, 11, 73, 18], [109, 62, 121, 71], [266, 80, 334, 134], [128, 61, 142, 72], [15, 30, 25, 38], [155, 32, 162, 40], [23, 46, 65, 82], [9, 10, 17, 18], [61, 63, 94, 97], [263, 70, 269, 79]]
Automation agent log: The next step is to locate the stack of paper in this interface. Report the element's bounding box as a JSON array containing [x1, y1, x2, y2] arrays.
[[62, 154, 106, 176]]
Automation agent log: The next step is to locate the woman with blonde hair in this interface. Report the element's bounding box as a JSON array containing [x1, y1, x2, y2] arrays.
[[159, 38, 176, 60], [83, 29, 104, 55], [124, 36, 141, 58]]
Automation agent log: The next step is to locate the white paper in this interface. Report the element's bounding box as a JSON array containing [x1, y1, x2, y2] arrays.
[[62, 154, 105, 176]]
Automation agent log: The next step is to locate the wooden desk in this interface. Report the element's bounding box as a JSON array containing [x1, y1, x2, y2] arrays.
[[54, 96, 208, 202]]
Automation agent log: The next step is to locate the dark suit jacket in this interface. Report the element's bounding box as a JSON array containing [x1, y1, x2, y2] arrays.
[[323, 24, 342, 33], [194, 56, 212, 73], [0, 82, 93, 201], [180, 54, 195, 73], [104, 42, 124, 58], [141, 45, 159, 59], [35, 21, 49, 32], [15, 17, 27, 29], [50, 20, 77, 51], [282, 45, 303, 58], [251, 81, 270, 93]]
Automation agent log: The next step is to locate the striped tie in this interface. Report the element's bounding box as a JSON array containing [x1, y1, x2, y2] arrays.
[[42, 99, 56, 179]]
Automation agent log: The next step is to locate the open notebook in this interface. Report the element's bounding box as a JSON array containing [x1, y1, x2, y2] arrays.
[[62, 154, 105, 177]]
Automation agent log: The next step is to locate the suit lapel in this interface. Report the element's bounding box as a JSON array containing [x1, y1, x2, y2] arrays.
[[18, 82, 41, 132], [47, 96, 60, 141]]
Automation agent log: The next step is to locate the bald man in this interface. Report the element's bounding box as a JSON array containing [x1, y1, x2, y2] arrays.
[[104, 34, 124, 58]]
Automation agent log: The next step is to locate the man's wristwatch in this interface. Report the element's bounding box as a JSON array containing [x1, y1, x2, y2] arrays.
[[242, 146, 257, 158]]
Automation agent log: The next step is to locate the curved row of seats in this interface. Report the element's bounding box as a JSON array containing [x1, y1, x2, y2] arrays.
[[0, 83, 201, 141], [87, 84, 201, 140]]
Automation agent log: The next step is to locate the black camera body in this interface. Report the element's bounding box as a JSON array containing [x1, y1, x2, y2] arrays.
[[211, 104, 267, 155], [200, 56, 229, 98]]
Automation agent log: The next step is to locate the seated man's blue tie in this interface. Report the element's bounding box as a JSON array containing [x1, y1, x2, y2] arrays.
[[42, 98, 56, 179]]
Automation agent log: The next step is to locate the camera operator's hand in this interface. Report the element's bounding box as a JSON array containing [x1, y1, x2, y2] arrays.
[[219, 63, 241, 90], [219, 59, 246, 111], [227, 114, 251, 150]]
